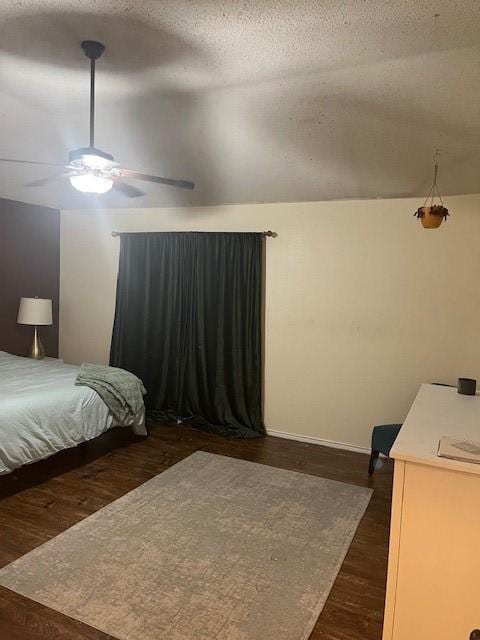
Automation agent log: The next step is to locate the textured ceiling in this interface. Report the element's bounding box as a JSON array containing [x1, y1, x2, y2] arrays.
[[0, 0, 479, 209]]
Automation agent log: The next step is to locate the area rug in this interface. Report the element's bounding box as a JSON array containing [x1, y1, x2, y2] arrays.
[[0, 451, 372, 640]]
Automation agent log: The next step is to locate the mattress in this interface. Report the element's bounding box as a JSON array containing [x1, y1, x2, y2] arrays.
[[0, 351, 146, 475]]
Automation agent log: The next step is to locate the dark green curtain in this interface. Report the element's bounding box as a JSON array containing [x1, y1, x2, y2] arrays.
[[110, 232, 265, 438]]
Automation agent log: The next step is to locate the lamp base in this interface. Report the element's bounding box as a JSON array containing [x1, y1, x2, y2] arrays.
[[29, 326, 45, 360]]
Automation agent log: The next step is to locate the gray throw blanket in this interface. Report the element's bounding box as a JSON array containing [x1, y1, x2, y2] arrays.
[[75, 363, 146, 425]]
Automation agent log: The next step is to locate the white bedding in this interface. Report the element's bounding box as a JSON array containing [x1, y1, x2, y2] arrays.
[[0, 351, 146, 475]]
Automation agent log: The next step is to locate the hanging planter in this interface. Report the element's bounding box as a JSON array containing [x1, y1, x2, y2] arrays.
[[415, 204, 449, 229], [414, 162, 449, 229]]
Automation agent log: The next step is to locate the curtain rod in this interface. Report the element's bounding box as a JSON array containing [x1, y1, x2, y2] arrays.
[[111, 230, 277, 238]]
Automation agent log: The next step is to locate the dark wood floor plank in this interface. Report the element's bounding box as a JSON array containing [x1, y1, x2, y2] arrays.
[[0, 421, 393, 640], [0, 586, 116, 640]]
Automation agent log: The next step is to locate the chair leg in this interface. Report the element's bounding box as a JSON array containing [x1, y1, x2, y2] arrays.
[[368, 450, 380, 475]]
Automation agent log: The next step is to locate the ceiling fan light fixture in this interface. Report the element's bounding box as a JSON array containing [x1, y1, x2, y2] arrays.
[[69, 173, 113, 194]]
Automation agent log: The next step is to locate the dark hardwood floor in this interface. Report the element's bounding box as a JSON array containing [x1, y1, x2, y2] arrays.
[[0, 422, 393, 640]]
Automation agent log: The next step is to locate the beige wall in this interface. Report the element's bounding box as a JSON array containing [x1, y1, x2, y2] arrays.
[[60, 194, 480, 449]]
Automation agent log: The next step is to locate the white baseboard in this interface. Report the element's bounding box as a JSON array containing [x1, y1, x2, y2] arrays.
[[265, 428, 370, 455]]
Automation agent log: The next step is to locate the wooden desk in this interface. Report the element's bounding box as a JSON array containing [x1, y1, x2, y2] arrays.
[[383, 384, 480, 639]]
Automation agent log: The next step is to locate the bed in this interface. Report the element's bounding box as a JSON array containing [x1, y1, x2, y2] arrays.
[[0, 351, 146, 475]]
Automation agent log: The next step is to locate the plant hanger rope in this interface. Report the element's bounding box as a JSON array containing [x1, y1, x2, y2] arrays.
[[423, 160, 444, 208]]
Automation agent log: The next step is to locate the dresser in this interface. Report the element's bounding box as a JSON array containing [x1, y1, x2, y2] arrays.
[[383, 384, 480, 640]]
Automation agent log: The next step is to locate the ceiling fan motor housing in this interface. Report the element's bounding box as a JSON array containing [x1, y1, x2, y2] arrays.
[[69, 147, 115, 166]]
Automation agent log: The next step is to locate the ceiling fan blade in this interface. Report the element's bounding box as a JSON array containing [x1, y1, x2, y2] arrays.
[[0, 158, 66, 168], [112, 180, 145, 198], [24, 171, 72, 187], [119, 169, 194, 190]]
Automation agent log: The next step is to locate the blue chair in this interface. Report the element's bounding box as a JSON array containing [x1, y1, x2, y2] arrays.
[[368, 383, 455, 474], [368, 423, 402, 475]]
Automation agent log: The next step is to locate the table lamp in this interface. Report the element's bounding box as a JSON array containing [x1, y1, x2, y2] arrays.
[[17, 297, 53, 359]]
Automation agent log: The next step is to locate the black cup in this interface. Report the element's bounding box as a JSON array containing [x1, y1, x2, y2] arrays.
[[457, 378, 477, 395]]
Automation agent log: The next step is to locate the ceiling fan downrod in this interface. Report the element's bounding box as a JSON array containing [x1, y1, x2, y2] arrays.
[[81, 41, 105, 149]]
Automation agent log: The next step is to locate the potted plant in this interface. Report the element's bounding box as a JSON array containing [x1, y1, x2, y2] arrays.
[[414, 204, 449, 229]]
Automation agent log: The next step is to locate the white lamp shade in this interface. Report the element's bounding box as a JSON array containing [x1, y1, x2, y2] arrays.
[[17, 297, 53, 326]]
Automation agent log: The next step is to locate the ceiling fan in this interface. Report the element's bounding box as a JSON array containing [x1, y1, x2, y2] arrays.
[[0, 41, 195, 197]]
